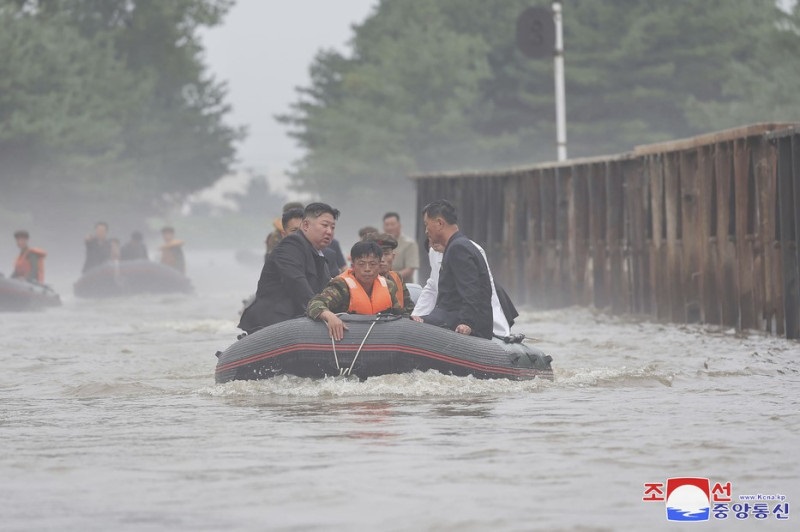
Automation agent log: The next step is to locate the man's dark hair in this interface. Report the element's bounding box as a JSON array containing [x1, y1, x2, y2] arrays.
[[14, 230, 29, 239], [383, 211, 400, 222], [161, 226, 175, 233], [304, 202, 340, 220], [358, 225, 379, 238], [281, 208, 304, 228], [282, 201, 304, 212], [131, 231, 143, 241], [350, 241, 383, 261], [422, 199, 458, 225]]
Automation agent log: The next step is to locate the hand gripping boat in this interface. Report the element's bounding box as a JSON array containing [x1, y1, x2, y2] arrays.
[[215, 314, 553, 382]]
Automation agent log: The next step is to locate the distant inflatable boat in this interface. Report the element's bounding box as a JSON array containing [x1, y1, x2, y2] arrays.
[[0, 274, 61, 311], [73, 260, 193, 298], [215, 314, 553, 382]]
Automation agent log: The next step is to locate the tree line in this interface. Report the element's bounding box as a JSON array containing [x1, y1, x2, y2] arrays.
[[0, 0, 241, 225], [281, 0, 800, 214]]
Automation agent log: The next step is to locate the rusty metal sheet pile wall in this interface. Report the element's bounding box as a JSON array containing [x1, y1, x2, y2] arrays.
[[414, 124, 800, 339]]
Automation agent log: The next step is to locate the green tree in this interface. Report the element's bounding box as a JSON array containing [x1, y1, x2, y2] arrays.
[[0, 0, 241, 228], [279, 0, 496, 215], [282, 0, 800, 214]]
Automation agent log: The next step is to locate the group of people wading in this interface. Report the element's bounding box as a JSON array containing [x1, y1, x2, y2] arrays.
[[239, 199, 517, 342]]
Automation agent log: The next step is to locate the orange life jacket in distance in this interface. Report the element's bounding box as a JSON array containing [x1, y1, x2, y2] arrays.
[[340, 269, 392, 315], [387, 270, 404, 308], [13, 247, 46, 283]]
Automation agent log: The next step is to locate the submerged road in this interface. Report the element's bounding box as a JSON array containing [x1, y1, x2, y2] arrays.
[[1, 249, 797, 530]]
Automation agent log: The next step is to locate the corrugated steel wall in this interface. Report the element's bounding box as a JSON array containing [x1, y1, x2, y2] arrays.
[[413, 124, 800, 338]]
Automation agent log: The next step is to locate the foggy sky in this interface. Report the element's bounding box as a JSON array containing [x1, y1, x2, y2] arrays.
[[200, 0, 378, 192]]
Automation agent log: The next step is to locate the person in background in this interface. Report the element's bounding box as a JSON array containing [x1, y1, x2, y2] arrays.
[[346, 226, 380, 264], [307, 241, 405, 341], [238, 202, 339, 333], [362, 232, 415, 314], [266, 201, 305, 255], [120, 231, 148, 261], [411, 199, 493, 339], [265, 208, 304, 259], [358, 226, 379, 239], [11, 230, 47, 283], [281, 208, 304, 236], [159, 226, 185, 274], [323, 237, 347, 275], [82, 222, 111, 273], [109, 238, 121, 261], [382, 211, 418, 283]]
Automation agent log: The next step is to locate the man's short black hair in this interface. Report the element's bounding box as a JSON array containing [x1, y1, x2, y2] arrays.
[[14, 230, 29, 239], [304, 202, 340, 220], [95, 221, 108, 229], [131, 231, 143, 241], [161, 226, 175, 233], [422, 199, 458, 225], [281, 208, 304, 228], [383, 212, 400, 222], [358, 226, 379, 238], [350, 241, 383, 261]]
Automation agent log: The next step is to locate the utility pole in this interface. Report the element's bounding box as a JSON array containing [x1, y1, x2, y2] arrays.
[[515, 3, 568, 161], [553, 2, 567, 161]]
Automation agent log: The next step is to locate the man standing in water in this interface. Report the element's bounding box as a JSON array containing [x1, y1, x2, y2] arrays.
[[411, 199, 493, 339], [238, 202, 339, 334]]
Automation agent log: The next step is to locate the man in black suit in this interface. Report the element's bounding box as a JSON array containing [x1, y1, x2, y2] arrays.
[[238, 202, 340, 333], [411, 199, 493, 339]]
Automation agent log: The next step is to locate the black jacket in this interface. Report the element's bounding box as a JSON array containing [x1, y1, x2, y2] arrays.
[[238, 231, 331, 332], [435, 231, 493, 339], [83, 237, 111, 273]]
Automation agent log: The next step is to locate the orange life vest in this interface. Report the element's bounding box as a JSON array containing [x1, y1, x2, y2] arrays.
[[13, 247, 46, 283], [340, 269, 392, 315], [387, 270, 404, 308]]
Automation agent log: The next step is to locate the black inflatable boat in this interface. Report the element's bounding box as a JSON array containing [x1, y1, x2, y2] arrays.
[[74, 260, 193, 298], [0, 274, 61, 311], [215, 314, 553, 382]]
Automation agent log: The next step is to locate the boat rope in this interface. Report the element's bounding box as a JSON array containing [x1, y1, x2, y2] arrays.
[[331, 334, 342, 373], [342, 315, 381, 376]]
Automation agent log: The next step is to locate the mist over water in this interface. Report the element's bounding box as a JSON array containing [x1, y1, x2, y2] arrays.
[[1, 249, 798, 531]]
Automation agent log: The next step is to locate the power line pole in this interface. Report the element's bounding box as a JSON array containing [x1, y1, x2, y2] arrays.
[[515, 3, 568, 161], [553, 2, 567, 161]]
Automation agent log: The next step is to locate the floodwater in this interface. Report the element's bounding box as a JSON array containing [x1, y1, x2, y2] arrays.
[[1, 250, 798, 531]]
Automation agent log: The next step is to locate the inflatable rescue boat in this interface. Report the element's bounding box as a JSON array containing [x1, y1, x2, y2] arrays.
[[0, 274, 61, 311], [74, 259, 193, 298], [215, 314, 553, 382]]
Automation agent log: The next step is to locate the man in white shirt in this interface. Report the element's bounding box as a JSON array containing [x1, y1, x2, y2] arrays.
[[412, 239, 511, 338]]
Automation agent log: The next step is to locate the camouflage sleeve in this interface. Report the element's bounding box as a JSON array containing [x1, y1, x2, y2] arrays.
[[307, 277, 351, 319], [383, 275, 406, 315]]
